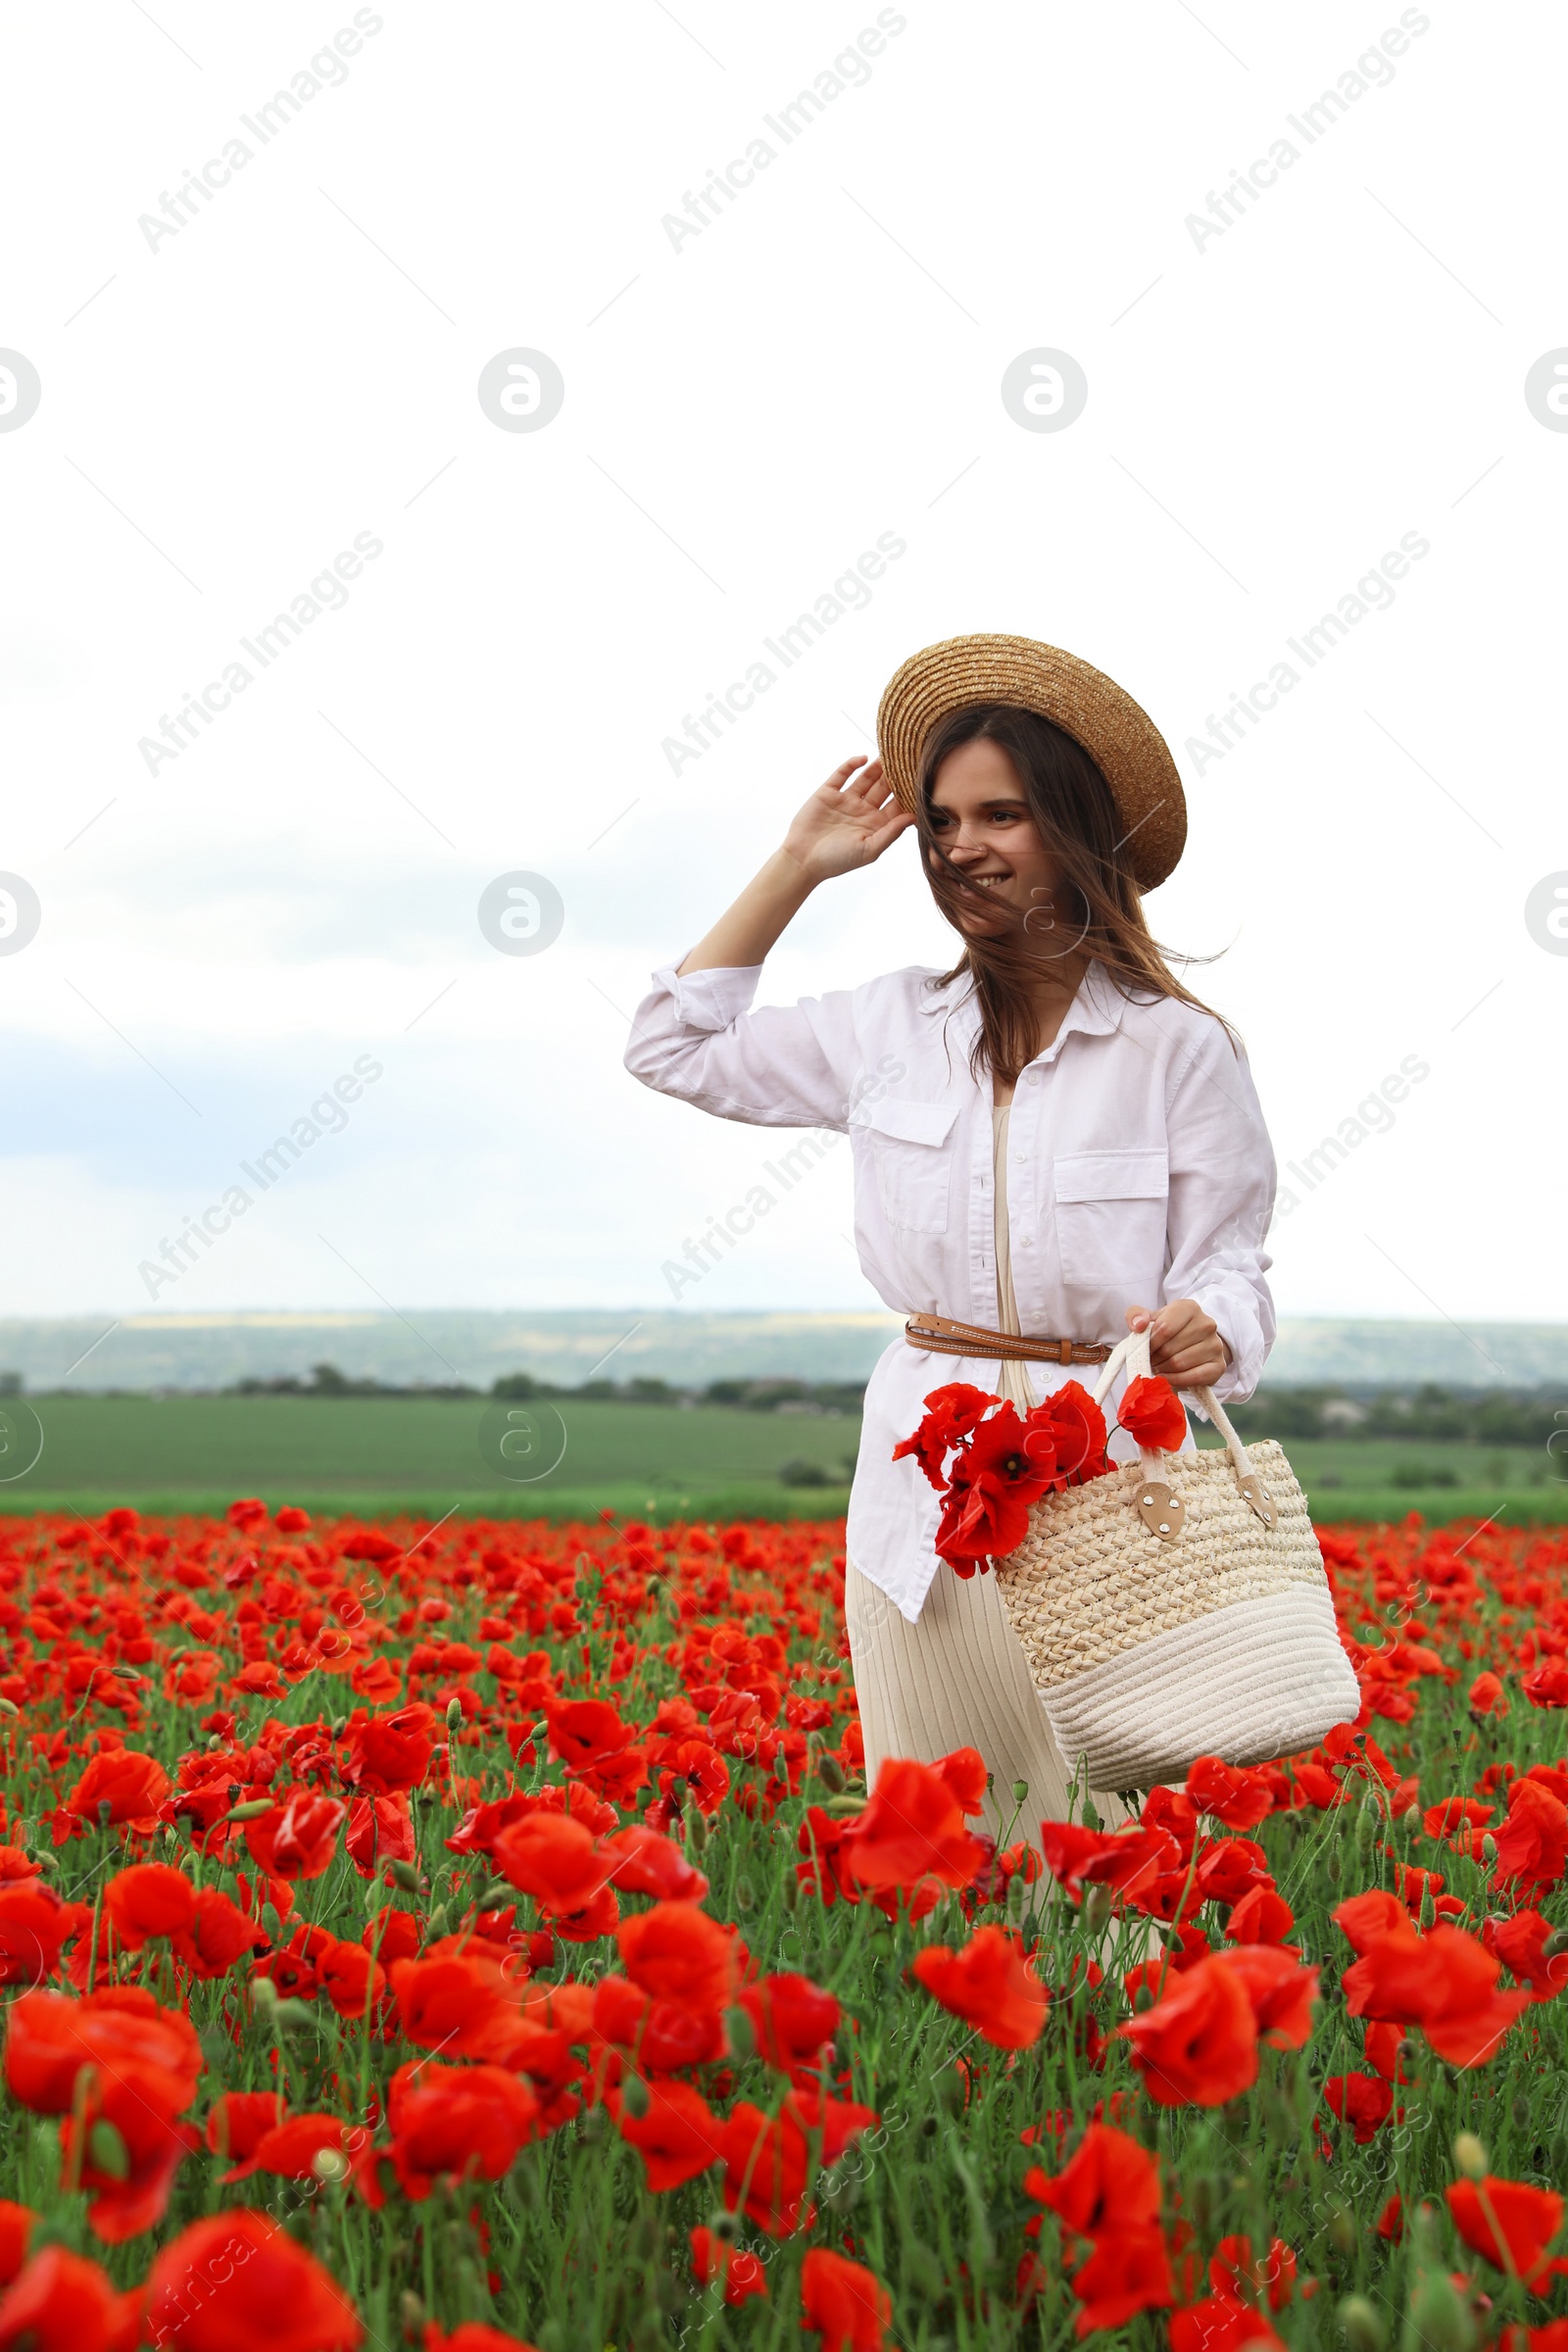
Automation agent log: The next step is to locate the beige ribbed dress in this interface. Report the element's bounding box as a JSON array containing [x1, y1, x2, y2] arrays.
[[845, 1105, 1129, 1845]]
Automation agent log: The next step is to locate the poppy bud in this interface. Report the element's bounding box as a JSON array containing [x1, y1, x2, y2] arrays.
[[313, 2147, 349, 2183], [1510, 2094, 1532, 2132], [388, 1859, 422, 1894], [87, 2120, 129, 2180], [782, 1873, 801, 1912], [818, 1755, 847, 1794], [224, 1798, 273, 1823], [1451, 2132, 1488, 2180], [1405, 2266, 1475, 2352], [399, 2293, 426, 2337], [1544, 1927, 1568, 1958], [620, 2075, 651, 2120], [1011, 1780, 1029, 1804], [0, 1698, 18, 1719], [475, 1877, 513, 1911], [1327, 2203, 1356, 2255], [684, 1807, 709, 1854], [1481, 1835, 1498, 1865], [1339, 2294, 1386, 2352], [724, 2006, 757, 2064], [251, 1975, 279, 2008], [734, 1876, 756, 1914], [1082, 1885, 1113, 1936], [424, 1904, 449, 1939], [705, 2208, 738, 2242], [270, 1997, 315, 2034], [446, 1697, 465, 1732]]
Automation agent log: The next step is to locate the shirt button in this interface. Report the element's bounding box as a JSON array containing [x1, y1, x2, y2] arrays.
[[1022, 1237, 1034, 1249], [1014, 1152, 1025, 1163]]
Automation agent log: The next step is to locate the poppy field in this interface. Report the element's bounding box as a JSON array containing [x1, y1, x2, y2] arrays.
[[0, 1504, 1566, 2352]]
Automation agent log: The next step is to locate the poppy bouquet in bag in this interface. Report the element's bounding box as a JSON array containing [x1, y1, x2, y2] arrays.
[[893, 1373, 1189, 1574]]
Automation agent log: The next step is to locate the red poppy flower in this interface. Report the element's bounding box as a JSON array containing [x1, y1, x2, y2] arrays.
[[1424, 1795, 1495, 1846], [1219, 1945, 1318, 2048], [0, 2246, 140, 2352], [347, 1704, 436, 1792], [1168, 2291, 1283, 2352], [391, 1951, 527, 2064], [0, 2205, 32, 2291], [1482, 1908, 1568, 2000], [893, 1383, 995, 1491], [173, 1887, 270, 1980], [5, 1987, 201, 2117], [0, 1886, 72, 1989], [599, 1825, 709, 1904], [344, 1794, 416, 1880], [934, 1405, 1056, 1565], [1446, 2177, 1567, 2285], [1324, 2072, 1395, 2142], [492, 1814, 613, 1917], [799, 2249, 892, 2352], [1491, 1778, 1568, 1893], [1208, 2235, 1298, 2311], [1468, 1671, 1507, 1717], [316, 1939, 386, 2021], [842, 1759, 988, 1895], [1067, 2227, 1176, 2336], [617, 1901, 736, 2012], [65, 1749, 171, 1833], [1018, 1378, 1110, 1487], [222, 2113, 360, 2184], [423, 2328, 542, 2352], [1186, 1757, 1276, 1832], [1039, 1821, 1182, 1908], [103, 1863, 196, 1949], [1025, 2122, 1161, 2231], [386, 2060, 538, 2200], [1194, 1838, 1270, 1907], [1117, 1952, 1260, 2106], [613, 2081, 722, 2190], [1522, 1662, 1568, 1709], [244, 1792, 346, 1883], [59, 2056, 203, 2241], [716, 2099, 811, 2236], [1117, 1374, 1188, 1453], [933, 1745, 990, 1814], [912, 1925, 1049, 2049], [689, 2226, 767, 2306], [1342, 1923, 1533, 2065], [1224, 1886, 1297, 1947], [143, 2210, 363, 2351], [206, 2090, 288, 2162], [737, 1972, 841, 2079], [593, 1974, 726, 2075]]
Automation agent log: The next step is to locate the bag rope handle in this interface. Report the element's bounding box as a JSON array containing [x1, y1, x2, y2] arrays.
[[1089, 1324, 1278, 1535]]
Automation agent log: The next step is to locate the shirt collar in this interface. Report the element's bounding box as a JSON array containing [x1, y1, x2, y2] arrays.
[[914, 959, 1127, 1055]]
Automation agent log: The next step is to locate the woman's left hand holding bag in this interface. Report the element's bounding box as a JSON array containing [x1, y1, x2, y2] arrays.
[[1124, 1300, 1231, 1390]]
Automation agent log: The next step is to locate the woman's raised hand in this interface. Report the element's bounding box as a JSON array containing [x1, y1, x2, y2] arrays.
[[781, 757, 913, 884]]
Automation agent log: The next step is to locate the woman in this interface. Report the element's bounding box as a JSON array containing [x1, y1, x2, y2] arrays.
[[626, 635, 1276, 1840]]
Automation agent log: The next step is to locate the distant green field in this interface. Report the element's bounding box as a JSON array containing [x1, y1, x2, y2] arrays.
[[0, 1396, 1561, 1526]]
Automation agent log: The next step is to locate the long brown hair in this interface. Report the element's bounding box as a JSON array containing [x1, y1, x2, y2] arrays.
[[917, 703, 1235, 1084]]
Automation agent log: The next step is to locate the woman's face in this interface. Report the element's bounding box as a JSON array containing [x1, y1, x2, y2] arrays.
[[927, 737, 1074, 950]]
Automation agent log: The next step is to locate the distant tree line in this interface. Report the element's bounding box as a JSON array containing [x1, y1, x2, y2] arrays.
[[13, 1361, 1565, 1447]]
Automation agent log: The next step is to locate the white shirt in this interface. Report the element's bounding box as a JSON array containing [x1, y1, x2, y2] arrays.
[[626, 958, 1277, 1621]]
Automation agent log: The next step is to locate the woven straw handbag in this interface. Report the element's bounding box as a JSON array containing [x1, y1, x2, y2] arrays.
[[991, 1326, 1359, 1792]]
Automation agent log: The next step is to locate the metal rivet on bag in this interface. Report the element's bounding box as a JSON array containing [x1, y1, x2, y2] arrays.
[[1135, 1481, 1184, 1543]]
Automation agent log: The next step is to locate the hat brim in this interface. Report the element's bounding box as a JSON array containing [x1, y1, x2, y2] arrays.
[[875, 633, 1187, 890]]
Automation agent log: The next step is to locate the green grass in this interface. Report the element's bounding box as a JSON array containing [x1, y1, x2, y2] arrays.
[[1, 1395, 1563, 1524]]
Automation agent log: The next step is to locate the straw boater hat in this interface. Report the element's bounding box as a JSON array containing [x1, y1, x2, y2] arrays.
[[875, 633, 1187, 891]]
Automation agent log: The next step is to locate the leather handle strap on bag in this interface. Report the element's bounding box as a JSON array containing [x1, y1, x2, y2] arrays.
[[1092, 1325, 1278, 1542], [904, 1312, 1111, 1367]]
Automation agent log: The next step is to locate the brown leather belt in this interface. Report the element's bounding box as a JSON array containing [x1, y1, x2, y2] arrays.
[[904, 1312, 1112, 1367]]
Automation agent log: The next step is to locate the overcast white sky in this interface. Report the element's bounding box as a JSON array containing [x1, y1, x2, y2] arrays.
[[2, 0, 1564, 1328]]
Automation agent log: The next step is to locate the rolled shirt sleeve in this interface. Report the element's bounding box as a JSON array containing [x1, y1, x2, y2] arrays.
[[1160, 1020, 1277, 1410], [625, 962, 858, 1132]]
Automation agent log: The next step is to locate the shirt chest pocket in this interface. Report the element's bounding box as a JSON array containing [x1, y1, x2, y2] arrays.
[[851, 1098, 959, 1233], [1054, 1147, 1170, 1287]]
